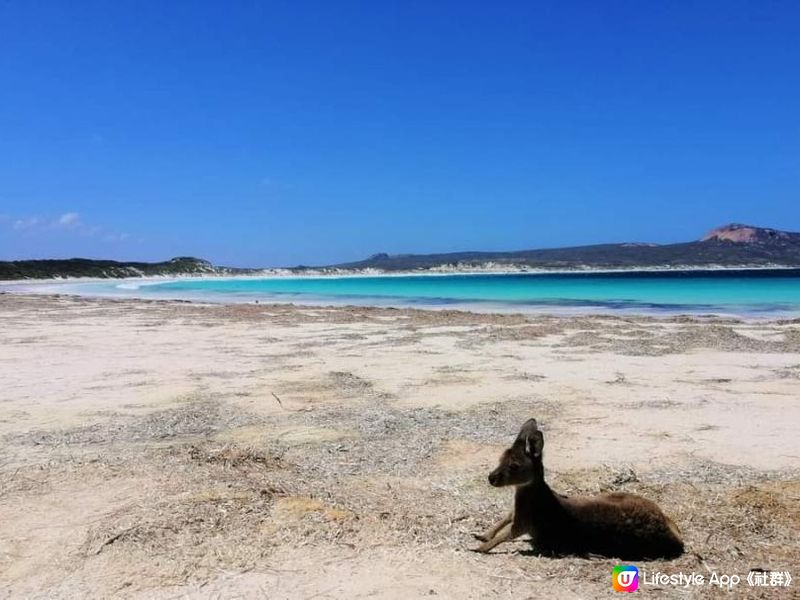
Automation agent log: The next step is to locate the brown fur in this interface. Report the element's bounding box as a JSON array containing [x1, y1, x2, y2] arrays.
[[474, 418, 684, 559]]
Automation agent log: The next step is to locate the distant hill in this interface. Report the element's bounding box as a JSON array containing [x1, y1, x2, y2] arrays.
[[329, 223, 800, 271], [5, 224, 800, 280], [700, 223, 800, 244], [0, 257, 234, 280]]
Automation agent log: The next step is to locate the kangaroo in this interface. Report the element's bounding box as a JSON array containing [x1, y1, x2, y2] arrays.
[[474, 418, 684, 559]]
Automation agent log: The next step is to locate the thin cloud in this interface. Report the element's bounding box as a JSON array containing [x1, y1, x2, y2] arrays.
[[13, 216, 41, 230], [54, 212, 81, 228], [4, 211, 133, 243]]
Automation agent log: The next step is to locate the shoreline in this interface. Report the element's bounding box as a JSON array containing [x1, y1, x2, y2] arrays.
[[0, 289, 791, 322], [2, 262, 800, 286], [3, 266, 800, 320], [2, 290, 794, 324]]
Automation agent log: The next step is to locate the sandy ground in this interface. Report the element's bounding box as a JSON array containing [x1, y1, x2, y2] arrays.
[[0, 293, 798, 599]]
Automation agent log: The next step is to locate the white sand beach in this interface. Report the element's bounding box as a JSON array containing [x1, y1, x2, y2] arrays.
[[0, 294, 798, 598]]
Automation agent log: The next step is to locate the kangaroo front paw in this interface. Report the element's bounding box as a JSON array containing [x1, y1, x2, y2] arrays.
[[473, 532, 489, 542]]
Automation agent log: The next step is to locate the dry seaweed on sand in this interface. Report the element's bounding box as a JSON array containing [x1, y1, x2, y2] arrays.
[[2, 294, 799, 598], [5, 395, 265, 448]]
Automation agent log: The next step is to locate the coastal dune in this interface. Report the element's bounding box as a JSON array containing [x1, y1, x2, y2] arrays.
[[0, 294, 798, 598]]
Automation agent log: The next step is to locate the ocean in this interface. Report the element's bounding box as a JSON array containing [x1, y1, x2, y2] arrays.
[[20, 268, 800, 316]]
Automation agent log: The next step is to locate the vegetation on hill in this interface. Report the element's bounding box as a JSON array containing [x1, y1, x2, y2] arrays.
[[0, 257, 230, 280]]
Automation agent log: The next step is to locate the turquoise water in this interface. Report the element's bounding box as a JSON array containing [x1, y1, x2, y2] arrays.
[[40, 269, 800, 315]]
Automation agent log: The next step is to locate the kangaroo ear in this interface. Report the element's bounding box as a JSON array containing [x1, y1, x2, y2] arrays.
[[516, 418, 539, 441], [524, 429, 544, 459]]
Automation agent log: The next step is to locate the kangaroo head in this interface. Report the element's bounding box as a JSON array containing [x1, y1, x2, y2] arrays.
[[488, 418, 544, 487]]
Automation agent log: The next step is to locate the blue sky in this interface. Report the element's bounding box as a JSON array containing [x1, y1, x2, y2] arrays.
[[1, 1, 798, 267]]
